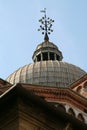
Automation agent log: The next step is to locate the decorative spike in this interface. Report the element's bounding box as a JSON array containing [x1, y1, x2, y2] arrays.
[[38, 8, 54, 41], [44, 32, 49, 41]]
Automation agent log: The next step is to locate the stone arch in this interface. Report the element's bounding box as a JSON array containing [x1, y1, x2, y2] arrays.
[[77, 113, 84, 122], [76, 86, 82, 93], [54, 103, 66, 112], [37, 54, 41, 61], [58, 104, 66, 112], [68, 108, 75, 117]]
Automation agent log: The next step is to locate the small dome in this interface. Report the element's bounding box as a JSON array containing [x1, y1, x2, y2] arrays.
[[36, 41, 58, 50], [32, 41, 63, 62], [6, 61, 86, 87]]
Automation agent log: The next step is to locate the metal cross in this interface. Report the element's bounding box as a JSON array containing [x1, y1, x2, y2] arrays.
[[38, 8, 54, 41]]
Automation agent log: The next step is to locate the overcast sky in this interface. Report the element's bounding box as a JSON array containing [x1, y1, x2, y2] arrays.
[[0, 0, 87, 79]]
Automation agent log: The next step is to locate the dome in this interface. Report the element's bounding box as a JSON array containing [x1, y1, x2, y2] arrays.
[[6, 61, 86, 87], [6, 14, 86, 87]]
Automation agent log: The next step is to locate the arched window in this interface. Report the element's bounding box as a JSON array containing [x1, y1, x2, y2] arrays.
[[68, 108, 75, 117], [77, 113, 84, 122], [43, 52, 48, 61], [37, 54, 41, 61], [76, 86, 82, 93], [58, 104, 66, 112], [50, 52, 54, 60]]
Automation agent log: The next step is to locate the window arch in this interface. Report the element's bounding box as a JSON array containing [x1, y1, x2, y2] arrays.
[[68, 108, 75, 117], [76, 86, 82, 93], [54, 103, 66, 112], [77, 113, 84, 122], [58, 104, 66, 112]]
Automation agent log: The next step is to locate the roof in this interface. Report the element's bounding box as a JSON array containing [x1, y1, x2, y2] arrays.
[[20, 83, 87, 112], [0, 83, 87, 129], [36, 41, 58, 50]]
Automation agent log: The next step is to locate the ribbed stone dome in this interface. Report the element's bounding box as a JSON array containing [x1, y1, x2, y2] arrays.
[[6, 12, 86, 88], [6, 61, 86, 87]]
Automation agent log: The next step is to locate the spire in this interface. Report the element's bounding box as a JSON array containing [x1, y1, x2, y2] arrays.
[[38, 8, 54, 41]]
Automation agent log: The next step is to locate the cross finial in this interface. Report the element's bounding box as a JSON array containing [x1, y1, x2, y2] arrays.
[[38, 8, 54, 41]]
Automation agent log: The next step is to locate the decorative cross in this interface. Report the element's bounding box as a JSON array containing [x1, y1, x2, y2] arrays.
[[38, 8, 54, 41]]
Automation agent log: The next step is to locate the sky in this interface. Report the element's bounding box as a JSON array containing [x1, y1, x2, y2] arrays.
[[0, 0, 87, 79]]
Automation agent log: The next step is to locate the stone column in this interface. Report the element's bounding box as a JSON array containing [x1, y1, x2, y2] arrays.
[[48, 52, 50, 60], [36, 56, 37, 62], [41, 53, 43, 61], [54, 53, 57, 60]]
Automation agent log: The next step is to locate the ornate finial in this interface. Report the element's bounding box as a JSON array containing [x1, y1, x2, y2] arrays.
[[38, 8, 54, 41]]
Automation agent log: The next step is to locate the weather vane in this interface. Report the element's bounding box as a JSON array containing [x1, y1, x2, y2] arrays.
[[38, 8, 54, 41]]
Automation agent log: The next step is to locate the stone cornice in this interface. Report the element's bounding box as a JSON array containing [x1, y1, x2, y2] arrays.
[[21, 84, 87, 112]]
